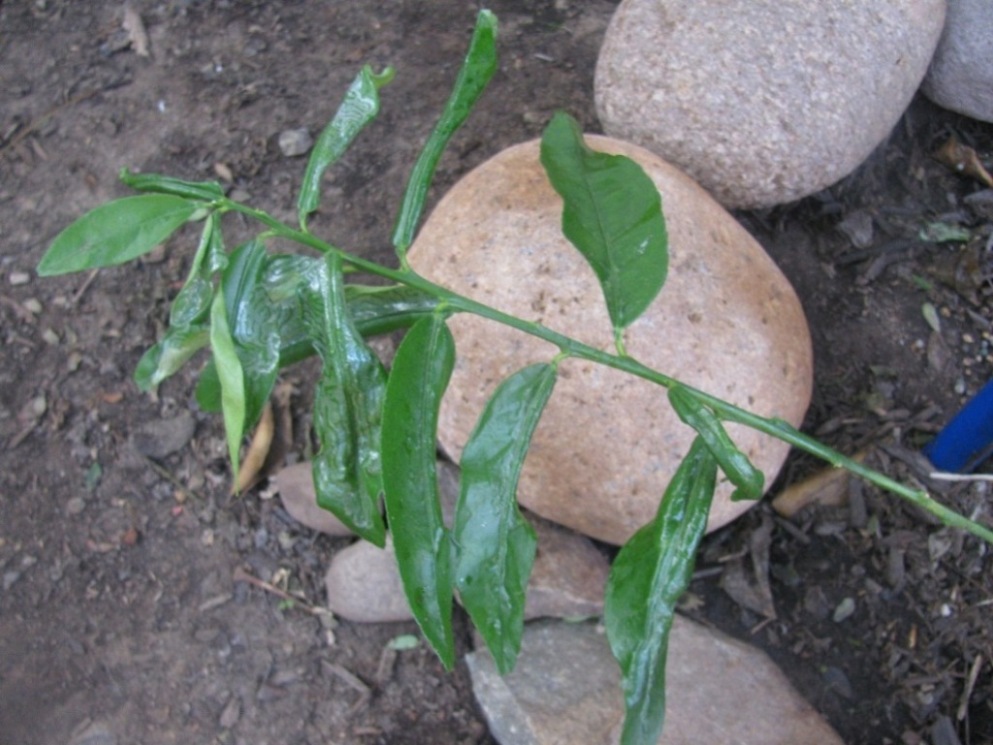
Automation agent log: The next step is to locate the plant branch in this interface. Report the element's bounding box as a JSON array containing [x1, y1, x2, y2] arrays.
[[221, 199, 993, 546]]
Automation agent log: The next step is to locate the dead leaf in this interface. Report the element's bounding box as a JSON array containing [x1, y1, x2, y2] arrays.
[[719, 514, 776, 620], [934, 135, 993, 188], [233, 401, 275, 493]]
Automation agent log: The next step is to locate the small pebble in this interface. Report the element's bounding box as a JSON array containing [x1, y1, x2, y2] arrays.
[[22, 298, 42, 314], [832, 597, 856, 623], [66, 497, 86, 515], [42, 328, 60, 345], [219, 697, 241, 729], [8, 271, 30, 285], [278, 127, 313, 157]]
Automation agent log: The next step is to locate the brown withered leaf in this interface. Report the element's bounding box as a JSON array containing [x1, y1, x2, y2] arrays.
[[934, 135, 993, 188]]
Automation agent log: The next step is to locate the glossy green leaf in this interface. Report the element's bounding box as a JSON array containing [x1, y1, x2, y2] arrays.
[[540, 112, 668, 332], [263, 254, 439, 338], [210, 291, 246, 479], [134, 324, 210, 392], [304, 252, 388, 546], [391, 9, 497, 258], [221, 240, 280, 432], [668, 385, 764, 501], [455, 363, 556, 674], [298, 65, 394, 229], [381, 315, 456, 668], [344, 284, 441, 336], [169, 276, 213, 328], [605, 437, 717, 745], [38, 195, 199, 276], [119, 168, 225, 202]]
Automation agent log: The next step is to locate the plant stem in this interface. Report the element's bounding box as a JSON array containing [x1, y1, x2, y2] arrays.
[[223, 199, 993, 546]]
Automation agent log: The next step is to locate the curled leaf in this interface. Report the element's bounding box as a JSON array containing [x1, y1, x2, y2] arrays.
[[304, 252, 388, 545], [381, 315, 456, 668], [668, 385, 764, 501], [298, 65, 394, 228], [134, 325, 210, 392], [120, 168, 225, 202], [391, 9, 497, 257], [605, 437, 717, 745], [455, 362, 556, 673], [210, 291, 246, 479]]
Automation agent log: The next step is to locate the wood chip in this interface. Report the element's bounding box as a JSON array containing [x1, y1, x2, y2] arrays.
[[772, 450, 867, 518], [122, 2, 150, 57]]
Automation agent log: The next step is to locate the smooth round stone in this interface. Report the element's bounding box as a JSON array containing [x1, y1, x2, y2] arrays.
[[594, 0, 946, 208], [921, 0, 993, 122], [407, 137, 813, 546]]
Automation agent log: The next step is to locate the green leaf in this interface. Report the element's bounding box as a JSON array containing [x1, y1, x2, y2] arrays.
[[381, 315, 457, 668], [304, 252, 388, 546], [221, 240, 280, 432], [668, 385, 764, 501], [344, 284, 441, 336], [38, 195, 199, 276], [455, 363, 556, 674], [298, 65, 394, 229], [391, 9, 497, 258], [119, 168, 225, 202], [169, 276, 213, 328], [210, 291, 246, 480], [605, 437, 717, 745], [540, 112, 668, 332], [195, 359, 222, 413], [134, 324, 210, 392]]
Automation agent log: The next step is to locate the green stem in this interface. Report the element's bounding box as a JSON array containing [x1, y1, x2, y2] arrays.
[[222, 199, 993, 546]]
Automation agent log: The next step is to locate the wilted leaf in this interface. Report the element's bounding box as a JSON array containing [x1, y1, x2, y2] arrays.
[[605, 437, 717, 745], [392, 9, 497, 257]]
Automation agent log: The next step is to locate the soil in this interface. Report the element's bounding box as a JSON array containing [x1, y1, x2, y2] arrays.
[[1, 2, 991, 745]]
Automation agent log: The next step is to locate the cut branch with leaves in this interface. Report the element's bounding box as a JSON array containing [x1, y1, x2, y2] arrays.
[[37, 10, 993, 745]]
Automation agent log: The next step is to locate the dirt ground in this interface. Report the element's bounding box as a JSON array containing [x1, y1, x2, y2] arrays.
[[1, 2, 991, 744]]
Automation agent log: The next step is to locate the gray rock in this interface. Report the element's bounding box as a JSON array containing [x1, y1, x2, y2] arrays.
[[67, 721, 117, 745], [526, 516, 608, 619], [323, 510, 610, 624], [408, 137, 812, 545], [922, 0, 993, 122], [466, 617, 845, 745], [324, 538, 411, 623], [278, 127, 313, 157], [594, 0, 946, 208], [273, 462, 355, 537], [130, 411, 196, 458]]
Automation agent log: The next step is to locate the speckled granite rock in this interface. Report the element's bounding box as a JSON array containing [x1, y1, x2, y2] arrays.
[[594, 0, 946, 208], [407, 137, 812, 546], [922, 0, 993, 122], [466, 617, 845, 745]]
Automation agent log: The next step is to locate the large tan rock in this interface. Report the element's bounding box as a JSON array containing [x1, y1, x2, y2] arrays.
[[407, 137, 812, 546]]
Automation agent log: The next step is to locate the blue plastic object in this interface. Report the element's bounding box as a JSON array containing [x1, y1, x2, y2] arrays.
[[924, 379, 993, 473]]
